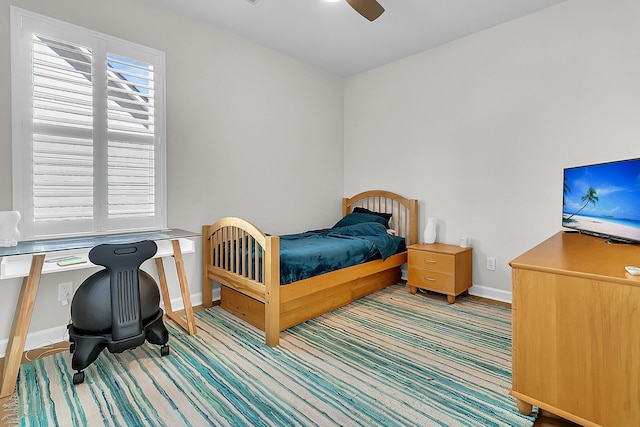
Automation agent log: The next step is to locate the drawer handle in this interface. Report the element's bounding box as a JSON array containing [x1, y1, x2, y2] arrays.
[[423, 259, 437, 264], [423, 277, 436, 282]]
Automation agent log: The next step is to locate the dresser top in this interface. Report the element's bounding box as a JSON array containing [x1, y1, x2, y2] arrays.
[[510, 231, 640, 285]]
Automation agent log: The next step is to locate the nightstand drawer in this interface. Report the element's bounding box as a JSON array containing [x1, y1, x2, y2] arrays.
[[408, 250, 454, 273], [407, 267, 454, 292]]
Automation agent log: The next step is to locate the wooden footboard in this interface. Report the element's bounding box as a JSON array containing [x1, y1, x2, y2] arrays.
[[202, 190, 418, 347], [202, 217, 281, 346]]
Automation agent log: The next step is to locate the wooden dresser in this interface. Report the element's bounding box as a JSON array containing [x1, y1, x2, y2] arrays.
[[509, 232, 640, 426], [407, 243, 472, 303]]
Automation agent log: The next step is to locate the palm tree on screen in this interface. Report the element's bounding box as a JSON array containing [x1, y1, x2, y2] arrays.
[[565, 187, 598, 220], [563, 177, 571, 207]]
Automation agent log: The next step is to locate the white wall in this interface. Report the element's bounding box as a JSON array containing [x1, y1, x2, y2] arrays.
[[344, 0, 640, 300], [0, 0, 344, 352], [4, 0, 639, 352]]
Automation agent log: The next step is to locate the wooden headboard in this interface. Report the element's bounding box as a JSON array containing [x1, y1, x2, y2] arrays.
[[342, 190, 419, 246]]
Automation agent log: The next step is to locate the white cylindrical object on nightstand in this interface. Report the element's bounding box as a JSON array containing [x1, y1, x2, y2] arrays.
[[424, 217, 437, 244]]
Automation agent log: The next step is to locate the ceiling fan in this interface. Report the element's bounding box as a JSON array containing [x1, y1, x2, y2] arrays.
[[246, 0, 384, 22], [345, 0, 385, 21]]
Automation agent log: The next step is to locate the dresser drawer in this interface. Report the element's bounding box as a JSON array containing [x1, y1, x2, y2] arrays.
[[407, 267, 455, 293], [408, 250, 454, 273]]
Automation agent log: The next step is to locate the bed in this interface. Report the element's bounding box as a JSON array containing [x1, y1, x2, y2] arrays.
[[201, 190, 419, 346]]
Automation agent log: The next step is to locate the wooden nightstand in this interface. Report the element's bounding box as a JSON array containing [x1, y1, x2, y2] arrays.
[[407, 243, 472, 303]]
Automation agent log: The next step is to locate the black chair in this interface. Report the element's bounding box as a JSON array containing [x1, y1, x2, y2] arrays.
[[68, 240, 169, 385]]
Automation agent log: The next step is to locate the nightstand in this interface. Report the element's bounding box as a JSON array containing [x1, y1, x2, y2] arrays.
[[407, 243, 472, 303]]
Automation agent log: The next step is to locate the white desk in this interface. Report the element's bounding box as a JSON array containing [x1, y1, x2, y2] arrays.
[[0, 229, 199, 398]]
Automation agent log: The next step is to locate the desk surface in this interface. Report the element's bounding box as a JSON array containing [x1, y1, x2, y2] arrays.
[[0, 229, 198, 257]]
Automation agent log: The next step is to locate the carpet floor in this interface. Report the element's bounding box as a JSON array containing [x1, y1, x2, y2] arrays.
[[7, 284, 537, 426]]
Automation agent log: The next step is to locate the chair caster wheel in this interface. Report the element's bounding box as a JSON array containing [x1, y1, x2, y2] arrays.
[[160, 345, 169, 357], [73, 371, 85, 385]]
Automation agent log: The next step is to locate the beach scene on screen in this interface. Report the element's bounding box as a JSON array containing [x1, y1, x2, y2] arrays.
[[563, 158, 640, 242]]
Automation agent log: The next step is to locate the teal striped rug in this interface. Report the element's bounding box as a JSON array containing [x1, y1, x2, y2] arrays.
[[10, 284, 537, 426]]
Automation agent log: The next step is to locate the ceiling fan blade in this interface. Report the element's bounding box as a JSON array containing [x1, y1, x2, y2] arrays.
[[345, 0, 385, 22]]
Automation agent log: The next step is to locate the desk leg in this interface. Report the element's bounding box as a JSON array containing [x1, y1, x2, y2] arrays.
[[1, 254, 45, 398], [155, 240, 197, 335], [155, 258, 174, 316]]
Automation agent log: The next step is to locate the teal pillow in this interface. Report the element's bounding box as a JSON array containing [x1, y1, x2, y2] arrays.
[[353, 207, 392, 228], [332, 212, 389, 229]]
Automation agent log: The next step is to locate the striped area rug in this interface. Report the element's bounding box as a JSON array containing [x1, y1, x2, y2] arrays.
[[10, 284, 537, 426]]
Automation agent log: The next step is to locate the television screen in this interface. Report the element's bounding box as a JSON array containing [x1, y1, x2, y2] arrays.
[[563, 158, 640, 243]]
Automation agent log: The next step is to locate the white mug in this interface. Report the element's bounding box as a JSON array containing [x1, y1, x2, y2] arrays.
[[459, 237, 470, 248]]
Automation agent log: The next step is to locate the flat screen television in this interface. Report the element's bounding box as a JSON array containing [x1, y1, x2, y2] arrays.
[[563, 157, 640, 244]]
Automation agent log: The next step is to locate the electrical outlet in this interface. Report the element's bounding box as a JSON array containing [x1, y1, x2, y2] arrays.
[[486, 257, 496, 271], [58, 282, 73, 304]]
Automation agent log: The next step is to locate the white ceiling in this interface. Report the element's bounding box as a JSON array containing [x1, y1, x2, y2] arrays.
[[148, 0, 566, 76]]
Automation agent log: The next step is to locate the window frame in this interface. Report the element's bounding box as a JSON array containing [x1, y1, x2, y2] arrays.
[[10, 7, 167, 240]]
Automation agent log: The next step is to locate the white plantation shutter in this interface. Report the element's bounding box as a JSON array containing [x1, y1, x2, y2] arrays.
[[32, 35, 94, 225], [107, 55, 156, 220], [11, 8, 166, 239]]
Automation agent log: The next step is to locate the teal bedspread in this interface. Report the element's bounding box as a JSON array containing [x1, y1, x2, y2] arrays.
[[279, 222, 406, 285]]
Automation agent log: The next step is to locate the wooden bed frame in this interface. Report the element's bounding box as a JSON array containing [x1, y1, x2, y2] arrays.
[[201, 190, 418, 346]]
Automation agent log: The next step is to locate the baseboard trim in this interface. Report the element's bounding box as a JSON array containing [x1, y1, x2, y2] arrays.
[[0, 289, 218, 358], [468, 284, 512, 304]]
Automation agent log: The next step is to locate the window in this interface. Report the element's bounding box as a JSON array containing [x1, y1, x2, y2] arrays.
[[11, 7, 166, 239]]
